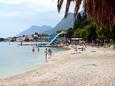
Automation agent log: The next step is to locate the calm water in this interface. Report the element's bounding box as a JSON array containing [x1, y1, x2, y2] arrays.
[[0, 42, 65, 78]]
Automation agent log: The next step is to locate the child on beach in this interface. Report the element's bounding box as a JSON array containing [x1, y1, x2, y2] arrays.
[[74, 46, 78, 54]]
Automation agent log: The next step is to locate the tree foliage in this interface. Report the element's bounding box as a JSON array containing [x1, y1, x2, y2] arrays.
[[57, 0, 115, 30], [66, 13, 115, 43]]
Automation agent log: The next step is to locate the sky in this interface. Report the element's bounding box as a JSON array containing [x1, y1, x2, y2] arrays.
[[0, 0, 83, 37]]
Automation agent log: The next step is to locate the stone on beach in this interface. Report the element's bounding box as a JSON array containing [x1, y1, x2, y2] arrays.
[[0, 46, 115, 86]]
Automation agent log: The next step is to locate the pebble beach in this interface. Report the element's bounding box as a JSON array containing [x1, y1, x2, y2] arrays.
[[0, 46, 115, 86]]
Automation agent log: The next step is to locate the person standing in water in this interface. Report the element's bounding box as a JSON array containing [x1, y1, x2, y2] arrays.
[[37, 48, 39, 52], [20, 41, 23, 45], [45, 48, 48, 63], [32, 47, 35, 52], [48, 49, 52, 56]]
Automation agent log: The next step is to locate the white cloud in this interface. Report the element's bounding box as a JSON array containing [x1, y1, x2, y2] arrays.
[[0, 0, 76, 37], [0, 0, 24, 5], [0, 0, 56, 6], [0, 0, 58, 16]]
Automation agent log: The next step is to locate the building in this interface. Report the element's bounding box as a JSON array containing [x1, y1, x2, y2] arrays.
[[71, 38, 82, 45]]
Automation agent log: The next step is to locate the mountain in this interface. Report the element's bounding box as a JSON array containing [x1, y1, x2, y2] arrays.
[[17, 25, 53, 36], [47, 13, 75, 34], [17, 13, 75, 36]]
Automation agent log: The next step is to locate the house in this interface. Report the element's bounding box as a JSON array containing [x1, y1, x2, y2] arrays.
[[16, 37, 25, 42], [71, 38, 83, 45], [24, 35, 33, 41]]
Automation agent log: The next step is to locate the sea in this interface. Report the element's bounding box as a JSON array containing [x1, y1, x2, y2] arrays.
[[0, 42, 65, 78]]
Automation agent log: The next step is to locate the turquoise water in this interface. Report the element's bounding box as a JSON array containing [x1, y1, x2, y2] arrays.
[[0, 42, 65, 78]]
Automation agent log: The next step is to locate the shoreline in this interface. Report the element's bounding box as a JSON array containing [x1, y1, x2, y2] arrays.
[[0, 45, 66, 79], [0, 48, 70, 79], [0, 46, 115, 86]]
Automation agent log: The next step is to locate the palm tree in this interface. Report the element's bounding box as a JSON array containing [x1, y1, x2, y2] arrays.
[[57, 0, 115, 30]]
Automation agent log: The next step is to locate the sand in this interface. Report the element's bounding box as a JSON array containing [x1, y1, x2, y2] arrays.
[[0, 46, 115, 86]]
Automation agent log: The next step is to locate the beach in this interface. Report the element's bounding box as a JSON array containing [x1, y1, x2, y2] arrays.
[[0, 46, 115, 86]]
